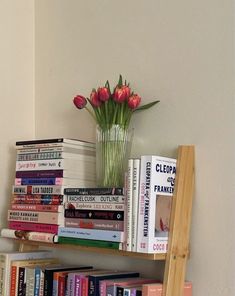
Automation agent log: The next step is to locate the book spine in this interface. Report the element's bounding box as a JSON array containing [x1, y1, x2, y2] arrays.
[[67, 273, 76, 296], [126, 159, 133, 252], [66, 195, 125, 203], [10, 265, 17, 296], [7, 210, 64, 225], [15, 178, 66, 186], [15, 138, 95, 148], [11, 194, 63, 205], [64, 188, 125, 196], [26, 268, 35, 296], [64, 218, 124, 231], [17, 267, 25, 296], [58, 227, 124, 242], [65, 202, 125, 211], [16, 170, 65, 178], [81, 278, 88, 296], [57, 237, 123, 250], [131, 159, 140, 252], [10, 204, 63, 212], [16, 145, 95, 155], [74, 275, 82, 296], [12, 185, 64, 195], [136, 156, 152, 253], [15, 159, 95, 172], [33, 268, 41, 296], [64, 209, 124, 221], [9, 221, 59, 234], [0, 229, 57, 243], [16, 151, 95, 161], [57, 275, 65, 296], [38, 271, 44, 296]]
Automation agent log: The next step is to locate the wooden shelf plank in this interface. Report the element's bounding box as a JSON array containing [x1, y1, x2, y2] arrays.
[[18, 240, 166, 260]]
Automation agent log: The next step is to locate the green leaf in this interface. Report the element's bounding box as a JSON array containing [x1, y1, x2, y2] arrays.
[[134, 100, 160, 112], [118, 75, 123, 87]]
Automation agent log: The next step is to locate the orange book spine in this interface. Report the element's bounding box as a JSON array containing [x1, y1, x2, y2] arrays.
[[10, 266, 17, 296]]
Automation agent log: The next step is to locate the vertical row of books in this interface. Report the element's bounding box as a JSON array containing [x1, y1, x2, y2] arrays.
[[3, 138, 96, 243], [124, 155, 177, 253], [0, 249, 192, 296]]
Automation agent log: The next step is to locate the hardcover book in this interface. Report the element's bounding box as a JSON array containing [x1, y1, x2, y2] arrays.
[[136, 155, 176, 253]]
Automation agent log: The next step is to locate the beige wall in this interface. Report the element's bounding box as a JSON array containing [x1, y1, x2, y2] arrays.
[[35, 1, 235, 295], [0, 1, 234, 295], [0, 0, 35, 250]]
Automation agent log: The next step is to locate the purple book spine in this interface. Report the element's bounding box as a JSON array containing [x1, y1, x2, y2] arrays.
[[16, 170, 64, 178]]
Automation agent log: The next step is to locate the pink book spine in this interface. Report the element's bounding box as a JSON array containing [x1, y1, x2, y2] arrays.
[[8, 210, 64, 225], [9, 221, 59, 233], [10, 203, 63, 212], [142, 282, 192, 296]]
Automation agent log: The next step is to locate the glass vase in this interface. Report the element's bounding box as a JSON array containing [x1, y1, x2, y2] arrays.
[[96, 124, 134, 188]]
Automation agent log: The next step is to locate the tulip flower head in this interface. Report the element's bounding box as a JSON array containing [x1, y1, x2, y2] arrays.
[[73, 75, 159, 130], [73, 95, 87, 109]]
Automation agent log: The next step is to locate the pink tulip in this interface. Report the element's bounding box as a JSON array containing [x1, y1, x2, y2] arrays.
[[73, 95, 87, 109], [128, 94, 141, 109], [113, 85, 131, 103], [98, 87, 110, 102], [90, 90, 102, 107]]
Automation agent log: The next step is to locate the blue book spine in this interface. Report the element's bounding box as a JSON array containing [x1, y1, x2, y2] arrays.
[[34, 268, 41, 296], [58, 227, 124, 242], [18, 178, 59, 185]]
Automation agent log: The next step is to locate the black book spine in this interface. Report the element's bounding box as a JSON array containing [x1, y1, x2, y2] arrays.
[[64, 209, 124, 220], [116, 287, 124, 296], [16, 138, 64, 146], [17, 267, 25, 296]]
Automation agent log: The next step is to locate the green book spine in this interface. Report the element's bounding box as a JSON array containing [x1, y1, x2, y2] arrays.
[[57, 237, 122, 250]]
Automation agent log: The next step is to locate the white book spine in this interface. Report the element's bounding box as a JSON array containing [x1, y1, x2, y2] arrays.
[[131, 158, 140, 252], [15, 158, 95, 171], [136, 156, 152, 253], [125, 159, 133, 252]]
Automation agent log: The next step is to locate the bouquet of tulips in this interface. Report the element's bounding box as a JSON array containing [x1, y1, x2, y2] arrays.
[[73, 75, 159, 130], [73, 75, 159, 187]]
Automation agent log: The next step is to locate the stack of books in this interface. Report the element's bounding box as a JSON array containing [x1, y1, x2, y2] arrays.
[[2, 138, 96, 243], [57, 187, 126, 250]]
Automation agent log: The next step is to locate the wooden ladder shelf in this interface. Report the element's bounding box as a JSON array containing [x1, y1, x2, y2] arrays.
[[19, 145, 195, 296]]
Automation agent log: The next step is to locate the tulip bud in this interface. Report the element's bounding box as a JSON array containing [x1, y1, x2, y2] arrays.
[[114, 85, 131, 103], [128, 94, 141, 109], [90, 90, 101, 107], [73, 95, 87, 109], [98, 87, 110, 102]]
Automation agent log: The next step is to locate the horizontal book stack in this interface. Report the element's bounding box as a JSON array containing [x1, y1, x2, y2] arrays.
[[57, 187, 126, 250], [3, 138, 96, 243], [125, 155, 177, 253]]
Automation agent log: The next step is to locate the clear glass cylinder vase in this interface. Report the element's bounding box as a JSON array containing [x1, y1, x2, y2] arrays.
[[96, 124, 134, 188]]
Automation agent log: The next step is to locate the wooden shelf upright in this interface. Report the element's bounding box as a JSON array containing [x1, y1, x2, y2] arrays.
[[18, 145, 195, 296]]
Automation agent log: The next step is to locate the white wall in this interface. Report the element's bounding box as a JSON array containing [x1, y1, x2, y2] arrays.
[[0, 0, 35, 251], [0, 0, 234, 295]]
